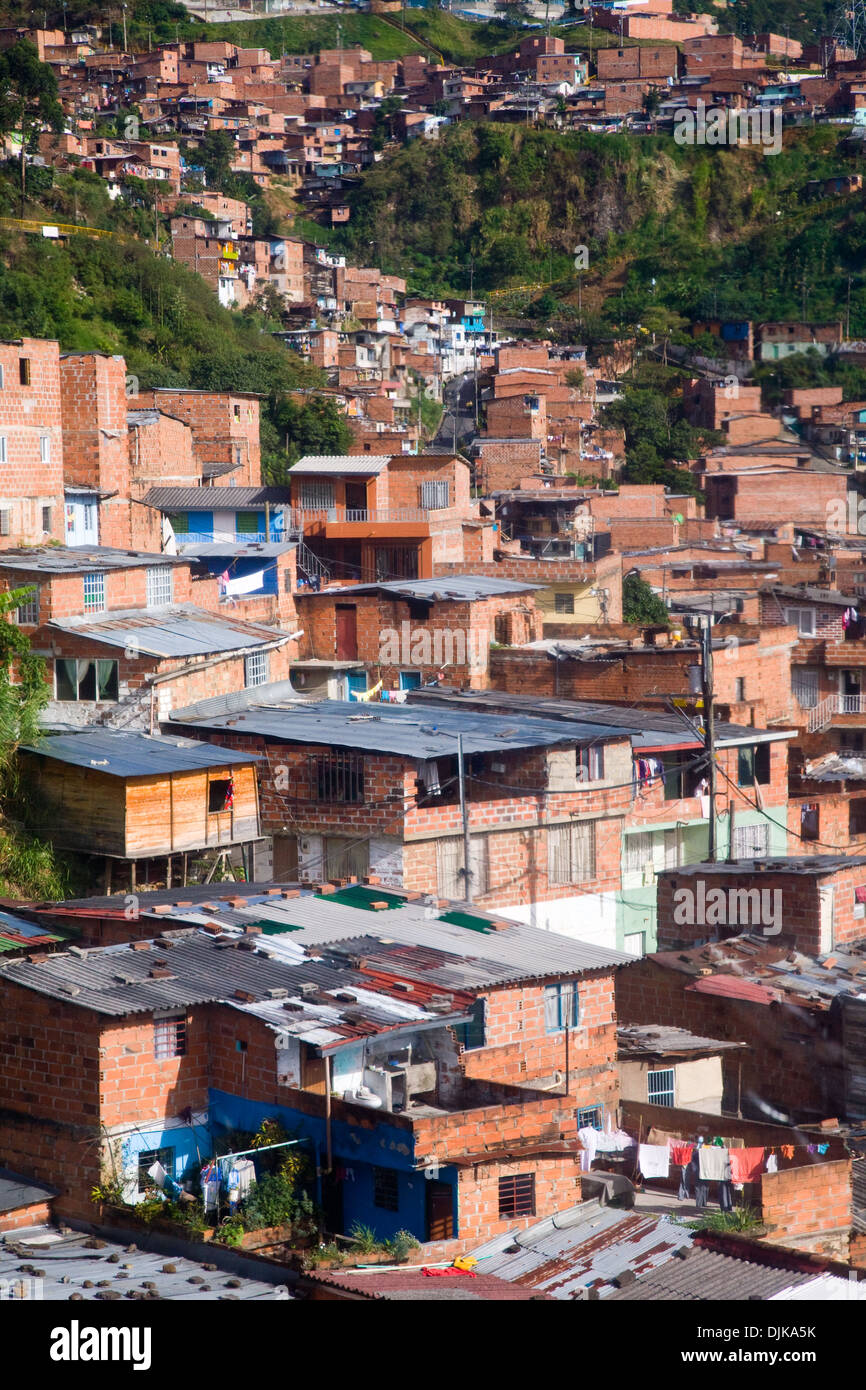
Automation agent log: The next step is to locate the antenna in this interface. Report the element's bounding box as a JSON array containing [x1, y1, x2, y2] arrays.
[[833, 0, 866, 56]]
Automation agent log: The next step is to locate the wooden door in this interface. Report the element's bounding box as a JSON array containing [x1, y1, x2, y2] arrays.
[[426, 1179, 454, 1241], [335, 605, 358, 660]]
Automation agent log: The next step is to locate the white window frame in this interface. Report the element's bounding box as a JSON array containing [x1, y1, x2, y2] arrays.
[[146, 565, 173, 608], [82, 570, 106, 613], [14, 586, 39, 625], [647, 1067, 675, 1107], [732, 822, 770, 859], [244, 650, 269, 687], [40, 436, 50, 465], [0, 435, 7, 464], [420, 478, 449, 510], [784, 605, 816, 636], [300, 480, 336, 510]]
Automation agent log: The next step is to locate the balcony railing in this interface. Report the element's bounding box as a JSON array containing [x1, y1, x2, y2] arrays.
[[808, 692, 866, 732], [289, 506, 429, 528]]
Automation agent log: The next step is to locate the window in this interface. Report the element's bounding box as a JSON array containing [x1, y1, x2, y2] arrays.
[[576, 1106, 603, 1130], [548, 821, 596, 885], [19, 357, 30, 386], [801, 803, 819, 841], [55, 658, 118, 702], [40, 436, 50, 465], [851, 799, 866, 838], [146, 566, 172, 608], [208, 778, 233, 814], [153, 1015, 186, 1060], [300, 480, 336, 510], [169, 511, 190, 536], [792, 667, 819, 710], [732, 822, 770, 859], [554, 592, 575, 614], [244, 651, 269, 687], [737, 742, 771, 787], [784, 605, 816, 636], [0, 435, 7, 464], [310, 753, 364, 804], [0, 364, 4, 388], [624, 830, 654, 875], [735, 677, 746, 702], [498, 1173, 535, 1219], [372, 1166, 399, 1211], [236, 511, 260, 535], [41, 505, 52, 534], [453, 997, 485, 1051], [543, 980, 580, 1034], [14, 586, 38, 625], [323, 836, 369, 880], [138, 1146, 174, 1193], [578, 744, 604, 782], [0, 509, 9, 537], [647, 1067, 675, 1107], [436, 834, 489, 899], [623, 932, 646, 957], [420, 479, 449, 510], [83, 571, 106, 613]]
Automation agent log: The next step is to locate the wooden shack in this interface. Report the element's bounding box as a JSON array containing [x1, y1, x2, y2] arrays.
[[19, 730, 262, 888]]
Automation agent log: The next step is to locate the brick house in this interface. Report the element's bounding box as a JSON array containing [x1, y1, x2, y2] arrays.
[[294, 575, 543, 691], [763, 584, 866, 739], [0, 336, 66, 547], [170, 696, 639, 949], [288, 453, 495, 584], [405, 686, 792, 955], [0, 890, 627, 1245], [702, 463, 850, 530], [134, 388, 262, 486]]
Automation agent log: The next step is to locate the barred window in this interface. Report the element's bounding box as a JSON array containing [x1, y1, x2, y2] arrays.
[[647, 1068, 675, 1107], [548, 821, 596, 885], [623, 831, 654, 875], [146, 566, 172, 608], [498, 1173, 535, 1219], [244, 651, 269, 687], [420, 479, 449, 510], [436, 834, 489, 899], [300, 481, 336, 510], [554, 592, 574, 614], [309, 753, 365, 804], [373, 1166, 399, 1212], [732, 822, 770, 858], [138, 1146, 174, 1193], [82, 571, 106, 613], [14, 586, 38, 625], [154, 1016, 186, 1060]]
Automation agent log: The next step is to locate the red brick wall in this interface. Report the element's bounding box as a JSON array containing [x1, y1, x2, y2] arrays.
[[761, 1159, 852, 1242], [705, 471, 848, 529], [0, 1200, 54, 1232], [135, 389, 261, 485], [453, 1153, 582, 1244], [0, 337, 65, 546]]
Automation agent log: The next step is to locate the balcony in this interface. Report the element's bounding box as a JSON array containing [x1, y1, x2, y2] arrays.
[[808, 693, 866, 732], [289, 505, 430, 536]]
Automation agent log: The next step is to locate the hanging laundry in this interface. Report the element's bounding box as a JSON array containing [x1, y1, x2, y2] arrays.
[[226, 1168, 242, 1209], [698, 1146, 731, 1181], [817, 1143, 829, 1155], [594, 1127, 635, 1154], [670, 1142, 694, 1167], [233, 1157, 256, 1199], [780, 1145, 795, 1160], [577, 1126, 598, 1172], [678, 1164, 692, 1201], [806, 1145, 817, 1155], [647, 1127, 678, 1146], [728, 1148, 765, 1184], [765, 1153, 778, 1174], [638, 1143, 670, 1179], [416, 759, 442, 796], [717, 1181, 734, 1212]]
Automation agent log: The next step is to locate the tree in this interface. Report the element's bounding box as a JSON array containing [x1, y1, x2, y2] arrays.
[[0, 41, 63, 205], [0, 586, 49, 770], [196, 129, 236, 191], [272, 397, 353, 477], [623, 573, 669, 626]]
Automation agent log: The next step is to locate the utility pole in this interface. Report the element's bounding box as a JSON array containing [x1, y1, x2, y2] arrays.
[[457, 732, 472, 902], [847, 274, 853, 339], [122, 2, 127, 51], [700, 617, 718, 862]]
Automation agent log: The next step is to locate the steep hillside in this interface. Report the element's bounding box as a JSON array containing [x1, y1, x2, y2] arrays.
[[334, 123, 866, 334]]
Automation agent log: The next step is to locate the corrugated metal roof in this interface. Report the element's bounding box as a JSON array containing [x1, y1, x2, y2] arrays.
[[0, 1169, 58, 1212], [405, 688, 791, 750], [311, 576, 542, 602], [305, 1268, 539, 1299], [47, 605, 288, 657], [179, 542, 296, 559], [617, 1025, 745, 1057], [0, 1227, 289, 1300], [290, 455, 392, 474], [142, 486, 292, 511], [150, 890, 633, 986], [0, 546, 184, 574], [170, 698, 622, 757], [605, 1246, 819, 1301], [469, 1203, 693, 1299], [20, 731, 261, 778]]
